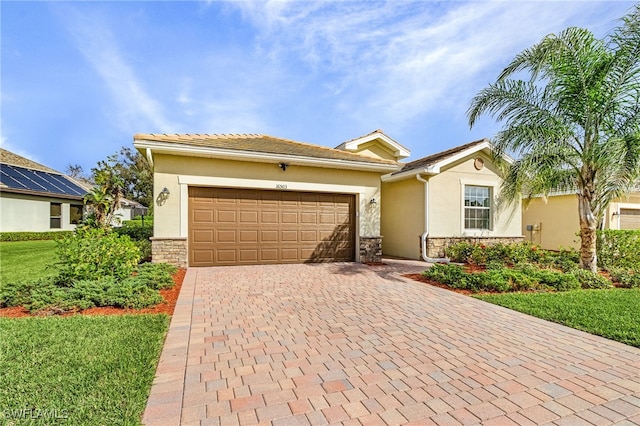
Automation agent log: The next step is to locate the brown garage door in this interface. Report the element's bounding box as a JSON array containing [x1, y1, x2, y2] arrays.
[[188, 187, 355, 266], [620, 208, 640, 230]]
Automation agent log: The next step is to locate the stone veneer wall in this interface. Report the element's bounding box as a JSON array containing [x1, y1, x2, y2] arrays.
[[427, 236, 524, 258], [151, 237, 188, 268], [360, 237, 383, 264]]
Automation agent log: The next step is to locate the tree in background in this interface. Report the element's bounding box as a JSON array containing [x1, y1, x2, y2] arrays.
[[468, 4, 640, 272], [84, 155, 124, 228], [115, 147, 153, 209]]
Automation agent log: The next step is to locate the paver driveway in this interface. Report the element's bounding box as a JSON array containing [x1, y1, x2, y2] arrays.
[[143, 259, 640, 425]]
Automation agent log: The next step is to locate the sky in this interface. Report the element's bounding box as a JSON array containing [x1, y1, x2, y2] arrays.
[[1, 1, 636, 173]]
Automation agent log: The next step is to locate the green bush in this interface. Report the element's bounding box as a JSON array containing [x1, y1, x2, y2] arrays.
[[570, 269, 612, 289], [135, 239, 152, 263], [0, 231, 74, 242], [133, 263, 177, 290], [597, 230, 640, 270], [56, 228, 141, 283], [422, 264, 469, 289], [608, 268, 640, 288], [1, 263, 175, 313], [444, 242, 475, 263], [533, 268, 580, 291], [115, 221, 153, 241]]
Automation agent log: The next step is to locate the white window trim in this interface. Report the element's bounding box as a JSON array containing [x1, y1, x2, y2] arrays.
[[460, 179, 498, 236]]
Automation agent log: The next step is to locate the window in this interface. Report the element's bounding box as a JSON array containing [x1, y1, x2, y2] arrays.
[[50, 202, 62, 229], [464, 186, 491, 230], [70, 204, 83, 225]]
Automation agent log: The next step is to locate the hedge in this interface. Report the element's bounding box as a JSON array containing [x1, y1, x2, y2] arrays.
[[597, 229, 640, 270], [0, 231, 74, 242]]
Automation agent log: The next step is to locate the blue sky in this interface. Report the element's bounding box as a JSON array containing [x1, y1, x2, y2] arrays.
[[2, 1, 635, 173]]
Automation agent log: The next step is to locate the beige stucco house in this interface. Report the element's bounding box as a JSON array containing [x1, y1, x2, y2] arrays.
[[133, 131, 408, 267], [522, 192, 640, 250], [136, 131, 525, 267], [0, 149, 86, 232], [381, 139, 523, 259]]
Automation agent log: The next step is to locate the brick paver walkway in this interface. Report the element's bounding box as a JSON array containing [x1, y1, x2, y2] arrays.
[[143, 259, 640, 425]]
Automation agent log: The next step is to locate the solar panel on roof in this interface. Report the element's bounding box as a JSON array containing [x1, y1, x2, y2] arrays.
[[0, 164, 88, 197]]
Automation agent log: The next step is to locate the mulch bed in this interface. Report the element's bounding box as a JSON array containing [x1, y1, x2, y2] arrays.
[[0, 268, 186, 318]]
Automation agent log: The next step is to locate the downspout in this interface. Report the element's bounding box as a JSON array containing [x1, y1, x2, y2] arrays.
[[416, 174, 450, 263]]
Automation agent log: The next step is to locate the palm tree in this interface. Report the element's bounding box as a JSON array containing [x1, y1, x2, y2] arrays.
[[468, 5, 640, 272]]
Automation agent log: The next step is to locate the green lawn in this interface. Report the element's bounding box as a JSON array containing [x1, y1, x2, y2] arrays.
[[476, 289, 640, 347], [0, 314, 169, 425], [0, 240, 58, 284]]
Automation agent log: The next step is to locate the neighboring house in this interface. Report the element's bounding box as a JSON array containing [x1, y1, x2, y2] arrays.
[[133, 131, 408, 267], [134, 131, 525, 267], [0, 148, 87, 232], [522, 191, 640, 250], [381, 139, 523, 260], [112, 198, 148, 226]]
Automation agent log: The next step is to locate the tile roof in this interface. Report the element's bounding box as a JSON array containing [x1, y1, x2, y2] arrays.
[[392, 139, 488, 175], [0, 148, 59, 174], [134, 133, 400, 166]]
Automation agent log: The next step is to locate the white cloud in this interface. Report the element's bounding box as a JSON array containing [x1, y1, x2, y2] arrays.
[[230, 1, 634, 131], [55, 5, 176, 133]]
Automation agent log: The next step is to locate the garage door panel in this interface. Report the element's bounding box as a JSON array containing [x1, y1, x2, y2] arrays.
[[239, 230, 258, 243], [281, 248, 299, 261], [281, 212, 298, 223], [239, 249, 258, 262], [217, 250, 237, 263], [300, 212, 316, 223], [260, 249, 278, 261], [217, 210, 237, 223], [189, 187, 355, 266], [261, 211, 278, 223], [240, 211, 258, 223], [620, 208, 640, 230], [281, 230, 298, 242], [260, 230, 278, 242]]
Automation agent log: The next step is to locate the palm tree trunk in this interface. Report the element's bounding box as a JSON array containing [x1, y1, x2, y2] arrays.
[[578, 194, 598, 272]]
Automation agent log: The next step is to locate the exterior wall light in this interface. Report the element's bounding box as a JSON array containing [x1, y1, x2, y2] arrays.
[[161, 187, 170, 198]]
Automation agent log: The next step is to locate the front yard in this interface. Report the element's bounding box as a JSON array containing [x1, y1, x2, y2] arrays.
[[0, 235, 173, 425], [0, 315, 168, 425]]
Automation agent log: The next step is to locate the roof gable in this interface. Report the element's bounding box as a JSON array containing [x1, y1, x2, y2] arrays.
[[383, 138, 510, 181], [336, 129, 410, 161], [134, 133, 401, 172]]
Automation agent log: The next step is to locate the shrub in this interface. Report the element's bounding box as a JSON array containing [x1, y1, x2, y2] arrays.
[[570, 269, 612, 289], [597, 230, 640, 270], [608, 268, 640, 288], [115, 221, 153, 241], [445, 242, 475, 263], [133, 263, 177, 290], [0, 231, 74, 242], [0, 279, 51, 308], [135, 239, 152, 263], [422, 264, 469, 289], [533, 269, 580, 291], [56, 228, 141, 283]]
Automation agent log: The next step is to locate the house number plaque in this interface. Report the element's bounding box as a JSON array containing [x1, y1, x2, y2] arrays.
[[275, 184, 288, 190]]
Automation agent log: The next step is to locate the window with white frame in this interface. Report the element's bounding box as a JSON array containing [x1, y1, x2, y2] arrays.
[[464, 185, 491, 230], [50, 202, 62, 229]]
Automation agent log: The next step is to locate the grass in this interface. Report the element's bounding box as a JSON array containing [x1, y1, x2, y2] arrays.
[[0, 240, 58, 284], [0, 314, 169, 425], [476, 289, 640, 348]]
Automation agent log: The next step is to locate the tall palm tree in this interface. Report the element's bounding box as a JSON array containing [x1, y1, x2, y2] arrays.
[[468, 5, 640, 272]]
